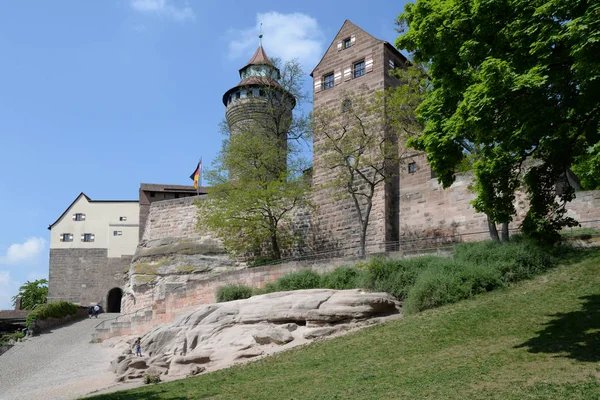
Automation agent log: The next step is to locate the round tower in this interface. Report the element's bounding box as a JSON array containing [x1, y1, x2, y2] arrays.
[[222, 45, 296, 176]]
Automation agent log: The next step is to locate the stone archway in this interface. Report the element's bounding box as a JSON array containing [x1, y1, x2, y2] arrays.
[[106, 288, 123, 313]]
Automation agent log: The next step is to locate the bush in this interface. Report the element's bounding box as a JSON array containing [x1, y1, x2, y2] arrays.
[[143, 373, 161, 384], [276, 270, 322, 291], [320, 267, 366, 290], [25, 301, 79, 328], [360, 257, 433, 300], [453, 239, 555, 283], [403, 260, 503, 314], [216, 285, 254, 302], [0, 332, 25, 344]]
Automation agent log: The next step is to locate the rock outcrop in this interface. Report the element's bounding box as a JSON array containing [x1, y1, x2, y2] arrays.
[[113, 289, 400, 381]]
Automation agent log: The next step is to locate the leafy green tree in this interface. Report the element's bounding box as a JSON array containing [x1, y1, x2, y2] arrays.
[[12, 278, 48, 310], [397, 0, 600, 244], [312, 67, 427, 257], [198, 59, 312, 261], [572, 143, 600, 190]]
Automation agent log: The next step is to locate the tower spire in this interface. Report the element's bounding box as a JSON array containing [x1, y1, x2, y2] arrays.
[[259, 23, 263, 46]]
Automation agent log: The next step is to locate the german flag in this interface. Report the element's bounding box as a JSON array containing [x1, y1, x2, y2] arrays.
[[189, 159, 202, 189]]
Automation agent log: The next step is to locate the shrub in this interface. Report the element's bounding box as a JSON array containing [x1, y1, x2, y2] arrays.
[[26, 300, 78, 328], [276, 270, 322, 291], [453, 239, 555, 283], [143, 373, 161, 384], [403, 260, 503, 314], [362, 257, 433, 300], [0, 332, 25, 344], [216, 285, 254, 302], [261, 282, 280, 294], [320, 267, 366, 290]]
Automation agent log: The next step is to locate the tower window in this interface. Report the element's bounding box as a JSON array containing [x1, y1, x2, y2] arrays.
[[354, 61, 365, 78], [323, 73, 334, 90], [259, 89, 265, 97], [343, 38, 351, 49], [408, 162, 417, 174], [235, 92, 241, 100]]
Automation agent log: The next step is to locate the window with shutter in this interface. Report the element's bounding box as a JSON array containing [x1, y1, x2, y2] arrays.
[[334, 69, 342, 85], [323, 73, 334, 90], [354, 60, 365, 78], [365, 55, 374, 73], [73, 213, 85, 221], [314, 78, 322, 93], [343, 67, 352, 81]]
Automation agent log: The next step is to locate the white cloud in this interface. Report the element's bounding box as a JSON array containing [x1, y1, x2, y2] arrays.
[[0, 237, 46, 265], [228, 12, 324, 70], [130, 0, 195, 22], [0, 270, 18, 310]]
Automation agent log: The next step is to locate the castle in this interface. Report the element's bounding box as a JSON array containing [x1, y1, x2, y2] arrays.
[[48, 20, 600, 316]]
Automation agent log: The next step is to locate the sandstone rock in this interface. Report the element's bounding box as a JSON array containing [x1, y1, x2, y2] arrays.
[[113, 289, 399, 381], [252, 327, 294, 345], [303, 327, 341, 339]]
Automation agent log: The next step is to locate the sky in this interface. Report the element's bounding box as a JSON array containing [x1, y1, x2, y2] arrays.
[[0, 0, 410, 309]]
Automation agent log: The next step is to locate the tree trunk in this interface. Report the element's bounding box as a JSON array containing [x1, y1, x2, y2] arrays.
[[271, 231, 281, 260], [487, 215, 500, 242], [501, 222, 509, 242]]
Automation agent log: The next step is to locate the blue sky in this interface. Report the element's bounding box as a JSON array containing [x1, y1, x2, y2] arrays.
[[0, 0, 410, 309]]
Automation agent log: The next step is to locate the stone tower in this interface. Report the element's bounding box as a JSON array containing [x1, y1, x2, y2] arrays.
[[310, 20, 409, 254], [222, 45, 296, 176]]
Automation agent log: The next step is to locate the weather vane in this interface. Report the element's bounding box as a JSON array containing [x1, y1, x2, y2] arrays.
[[259, 22, 263, 46]]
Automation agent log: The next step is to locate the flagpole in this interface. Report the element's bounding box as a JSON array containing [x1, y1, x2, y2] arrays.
[[199, 157, 203, 189]]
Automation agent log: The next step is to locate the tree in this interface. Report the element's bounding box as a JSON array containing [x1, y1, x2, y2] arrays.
[[198, 58, 312, 260], [312, 67, 426, 257], [12, 278, 48, 310], [397, 0, 600, 244]]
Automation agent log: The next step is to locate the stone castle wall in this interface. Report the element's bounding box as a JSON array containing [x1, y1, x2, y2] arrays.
[[141, 196, 204, 242], [48, 248, 131, 307], [399, 153, 600, 239]]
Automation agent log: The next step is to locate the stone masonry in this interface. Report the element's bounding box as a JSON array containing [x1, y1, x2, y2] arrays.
[[48, 248, 131, 307], [311, 20, 408, 255]]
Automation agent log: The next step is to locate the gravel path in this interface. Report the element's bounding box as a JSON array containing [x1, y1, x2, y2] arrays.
[[0, 313, 129, 400]]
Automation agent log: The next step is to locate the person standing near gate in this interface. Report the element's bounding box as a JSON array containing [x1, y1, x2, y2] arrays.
[[93, 304, 100, 318]]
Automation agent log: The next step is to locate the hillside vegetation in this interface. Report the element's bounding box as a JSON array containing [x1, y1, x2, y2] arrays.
[[87, 247, 600, 399], [220, 239, 559, 314]]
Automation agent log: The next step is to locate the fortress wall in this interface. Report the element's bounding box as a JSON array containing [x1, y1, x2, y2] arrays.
[[399, 154, 600, 238], [141, 196, 205, 242]]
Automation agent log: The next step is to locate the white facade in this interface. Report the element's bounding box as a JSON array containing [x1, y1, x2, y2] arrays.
[[49, 193, 139, 257]]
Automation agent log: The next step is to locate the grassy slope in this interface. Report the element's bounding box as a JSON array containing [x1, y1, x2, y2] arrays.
[[88, 250, 600, 400]]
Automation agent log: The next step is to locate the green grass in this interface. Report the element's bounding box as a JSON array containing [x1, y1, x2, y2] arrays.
[[86, 248, 600, 399]]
